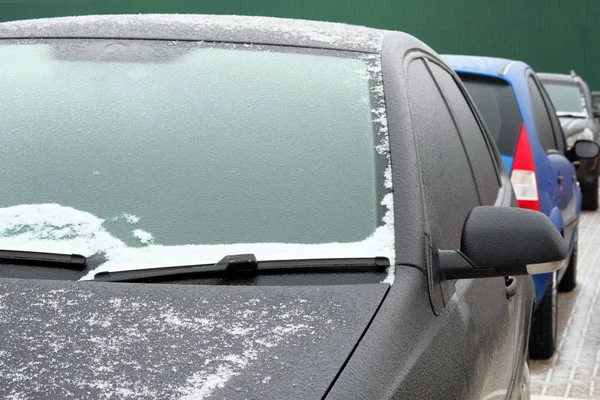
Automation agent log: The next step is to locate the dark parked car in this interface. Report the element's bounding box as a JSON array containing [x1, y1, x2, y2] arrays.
[[0, 14, 574, 400], [538, 72, 600, 210]]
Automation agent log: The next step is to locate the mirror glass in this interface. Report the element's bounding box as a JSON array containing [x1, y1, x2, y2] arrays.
[[573, 139, 600, 159]]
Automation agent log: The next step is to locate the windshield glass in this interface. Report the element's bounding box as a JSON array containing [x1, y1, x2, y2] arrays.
[[0, 39, 393, 278], [541, 81, 588, 117]]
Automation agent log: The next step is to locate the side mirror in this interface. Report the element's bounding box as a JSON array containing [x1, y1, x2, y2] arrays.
[[572, 139, 600, 160], [593, 110, 600, 119], [439, 206, 567, 279]]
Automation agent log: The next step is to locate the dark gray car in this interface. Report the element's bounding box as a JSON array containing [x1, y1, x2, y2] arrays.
[[539, 72, 600, 210], [0, 14, 573, 400]]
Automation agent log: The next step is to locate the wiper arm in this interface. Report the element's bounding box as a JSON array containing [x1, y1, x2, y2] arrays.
[[93, 253, 390, 282], [0, 249, 87, 269], [557, 113, 587, 119]]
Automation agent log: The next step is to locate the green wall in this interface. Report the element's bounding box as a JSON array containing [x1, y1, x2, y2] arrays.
[[1, 0, 599, 87]]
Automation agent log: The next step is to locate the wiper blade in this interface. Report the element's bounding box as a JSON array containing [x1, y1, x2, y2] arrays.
[[0, 250, 87, 269], [557, 113, 587, 119], [93, 253, 390, 282]]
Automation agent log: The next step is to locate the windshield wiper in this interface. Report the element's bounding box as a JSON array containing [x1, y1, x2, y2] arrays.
[[0, 250, 87, 269], [93, 253, 390, 282], [557, 113, 587, 119]]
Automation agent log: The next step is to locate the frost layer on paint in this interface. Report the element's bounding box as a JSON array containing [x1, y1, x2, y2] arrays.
[[365, 54, 395, 283], [0, 14, 385, 53], [0, 280, 383, 399]]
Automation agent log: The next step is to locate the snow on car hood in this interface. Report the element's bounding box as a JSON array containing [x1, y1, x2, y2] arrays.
[[0, 203, 395, 283], [0, 278, 388, 399]]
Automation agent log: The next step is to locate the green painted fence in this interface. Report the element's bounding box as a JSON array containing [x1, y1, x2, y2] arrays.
[[1, 0, 599, 87]]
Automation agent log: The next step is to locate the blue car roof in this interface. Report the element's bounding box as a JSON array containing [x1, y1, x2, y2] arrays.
[[441, 54, 528, 80]]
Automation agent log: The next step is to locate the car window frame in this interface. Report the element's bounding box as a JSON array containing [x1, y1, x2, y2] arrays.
[[424, 58, 503, 189], [532, 74, 567, 154], [405, 54, 476, 309], [527, 73, 561, 153], [402, 51, 516, 315], [577, 79, 595, 117]]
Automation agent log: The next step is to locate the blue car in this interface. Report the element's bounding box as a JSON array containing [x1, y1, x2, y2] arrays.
[[443, 55, 593, 359]]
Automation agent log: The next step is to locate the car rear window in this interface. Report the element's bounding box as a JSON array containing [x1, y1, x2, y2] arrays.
[[0, 39, 394, 271], [458, 73, 523, 157]]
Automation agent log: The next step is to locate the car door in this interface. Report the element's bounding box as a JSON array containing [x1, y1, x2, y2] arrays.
[[426, 60, 528, 399], [528, 73, 578, 247], [404, 56, 520, 398]]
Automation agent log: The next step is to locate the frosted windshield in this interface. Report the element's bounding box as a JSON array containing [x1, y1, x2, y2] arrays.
[[0, 40, 393, 274]]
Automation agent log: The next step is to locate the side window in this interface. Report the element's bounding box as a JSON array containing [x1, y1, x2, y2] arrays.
[[528, 76, 558, 152], [428, 62, 500, 206], [536, 78, 566, 154], [407, 59, 479, 250], [593, 93, 600, 114]]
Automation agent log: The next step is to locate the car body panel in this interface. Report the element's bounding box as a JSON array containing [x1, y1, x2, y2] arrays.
[[0, 15, 536, 400], [501, 155, 514, 173], [326, 266, 534, 400], [0, 14, 388, 54], [443, 55, 578, 307], [0, 278, 389, 399]]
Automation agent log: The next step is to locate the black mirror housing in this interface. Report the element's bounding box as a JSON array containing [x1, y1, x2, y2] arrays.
[[572, 139, 600, 160], [440, 206, 568, 280]]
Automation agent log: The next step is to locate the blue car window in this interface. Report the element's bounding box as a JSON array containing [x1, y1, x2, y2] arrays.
[[528, 77, 559, 152], [459, 74, 523, 158], [536, 78, 567, 154]]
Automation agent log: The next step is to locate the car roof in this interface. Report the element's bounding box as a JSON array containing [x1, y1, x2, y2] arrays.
[[537, 72, 584, 85], [441, 54, 523, 77], [0, 14, 388, 53]]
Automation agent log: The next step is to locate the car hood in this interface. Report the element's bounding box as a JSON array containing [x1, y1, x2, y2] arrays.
[[559, 116, 594, 136], [0, 278, 388, 399]]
